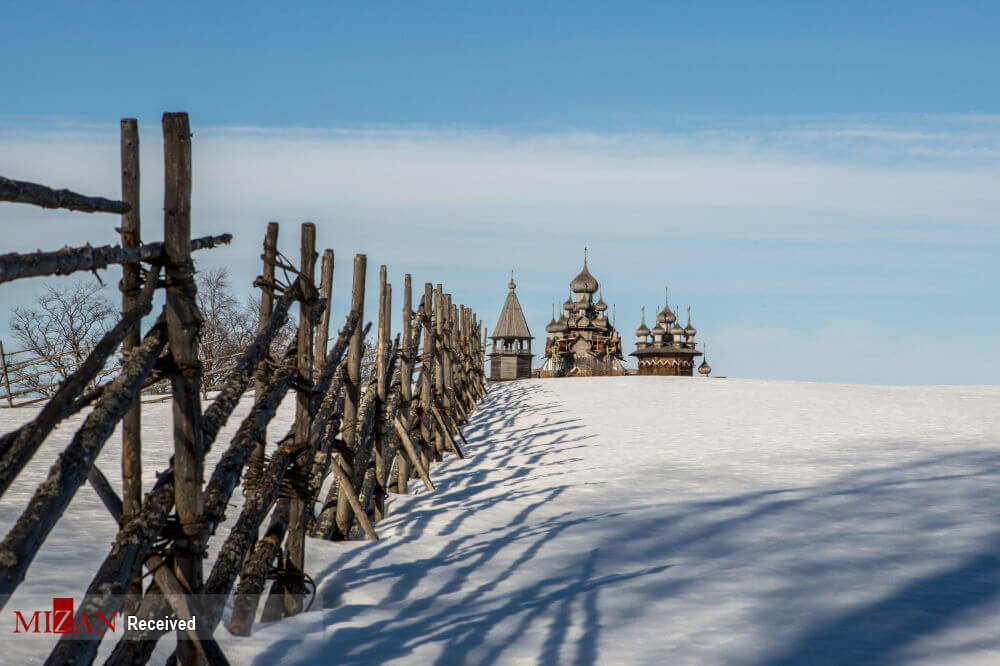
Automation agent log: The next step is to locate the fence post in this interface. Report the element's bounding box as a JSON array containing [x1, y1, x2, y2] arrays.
[[162, 111, 204, 666], [335, 254, 366, 537], [422, 283, 438, 463], [376, 265, 387, 396], [373, 273, 391, 519], [119, 117, 143, 615], [314, 249, 334, 373], [395, 274, 413, 493], [0, 341, 12, 408], [243, 222, 280, 498], [285, 222, 316, 616]]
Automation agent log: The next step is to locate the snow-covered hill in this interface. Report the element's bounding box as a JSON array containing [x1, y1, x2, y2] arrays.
[[2, 377, 1000, 665]]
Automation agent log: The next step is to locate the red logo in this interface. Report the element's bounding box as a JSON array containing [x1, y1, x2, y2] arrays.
[[13, 598, 116, 634]]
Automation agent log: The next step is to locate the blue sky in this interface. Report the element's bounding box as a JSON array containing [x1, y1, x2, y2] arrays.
[[1, 2, 999, 384]]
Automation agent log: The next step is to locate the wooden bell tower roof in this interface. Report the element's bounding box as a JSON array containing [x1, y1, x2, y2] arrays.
[[491, 276, 533, 340]]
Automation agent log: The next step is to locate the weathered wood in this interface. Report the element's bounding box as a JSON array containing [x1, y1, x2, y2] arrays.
[[395, 274, 414, 493], [432, 286, 448, 458], [55, 457, 229, 666], [163, 111, 203, 666], [0, 174, 130, 213], [120, 117, 144, 615], [314, 332, 396, 540], [350, 337, 398, 491], [326, 452, 379, 539], [394, 415, 434, 491], [106, 305, 349, 665], [376, 265, 388, 399], [420, 283, 437, 464], [53, 467, 230, 666], [103, 588, 171, 666], [0, 341, 12, 408], [305, 318, 367, 511], [356, 468, 377, 532], [87, 464, 124, 521], [335, 254, 366, 535], [197, 313, 360, 634], [246, 222, 279, 496], [432, 402, 465, 459], [0, 318, 167, 604], [227, 504, 288, 635], [144, 553, 231, 666], [345, 340, 399, 501], [202, 349, 296, 536], [373, 272, 391, 519], [285, 222, 316, 617], [41, 469, 172, 663], [0, 233, 232, 284], [200, 439, 298, 632], [314, 249, 334, 372], [223, 320, 356, 635], [374, 367, 410, 498], [0, 264, 161, 500], [200, 286, 326, 537], [315, 372, 377, 539]]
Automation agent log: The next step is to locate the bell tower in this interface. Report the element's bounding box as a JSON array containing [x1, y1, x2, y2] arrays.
[[489, 274, 534, 380]]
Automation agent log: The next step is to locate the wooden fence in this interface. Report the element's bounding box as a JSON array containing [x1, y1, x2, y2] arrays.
[[0, 112, 486, 665]]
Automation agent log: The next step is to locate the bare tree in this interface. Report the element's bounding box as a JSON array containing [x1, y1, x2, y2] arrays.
[[240, 293, 295, 353], [9, 281, 115, 397], [360, 335, 378, 384], [195, 268, 295, 392], [196, 268, 239, 391]]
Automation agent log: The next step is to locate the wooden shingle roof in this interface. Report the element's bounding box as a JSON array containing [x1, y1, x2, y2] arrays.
[[491, 280, 533, 340]]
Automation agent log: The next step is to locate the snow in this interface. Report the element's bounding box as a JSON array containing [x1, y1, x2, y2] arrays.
[[3, 376, 1000, 664]]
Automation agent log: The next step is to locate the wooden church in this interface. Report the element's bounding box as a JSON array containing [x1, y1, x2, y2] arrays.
[[538, 253, 625, 377], [630, 289, 712, 377]]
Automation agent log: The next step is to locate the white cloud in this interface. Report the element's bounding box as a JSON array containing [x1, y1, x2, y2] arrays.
[[2, 116, 999, 384]]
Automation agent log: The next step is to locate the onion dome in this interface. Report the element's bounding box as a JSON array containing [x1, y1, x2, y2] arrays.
[[684, 307, 696, 337], [563, 294, 575, 312], [635, 307, 650, 338], [545, 304, 560, 333], [670, 321, 684, 337], [653, 287, 672, 324], [595, 296, 608, 312], [569, 250, 599, 294], [652, 322, 666, 337], [698, 344, 712, 376]]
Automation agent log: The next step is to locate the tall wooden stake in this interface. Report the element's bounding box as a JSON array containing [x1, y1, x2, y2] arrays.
[[335, 254, 366, 536], [374, 271, 391, 519], [421, 283, 437, 462], [0, 341, 12, 408], [395, 274, 413, 493], [119, 117, 143, 615], [285, 222, 316, 615], [433, 286, 448, 457], [163, 111, 203, 666], [314, 249, 334, 372], [246, 222, 279, 493]]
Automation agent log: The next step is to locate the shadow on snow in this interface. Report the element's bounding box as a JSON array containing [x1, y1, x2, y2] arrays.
[[246, 381, 1000, 665]]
